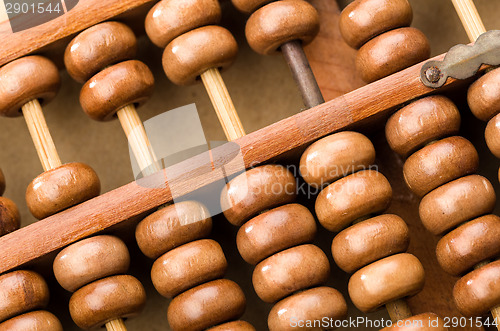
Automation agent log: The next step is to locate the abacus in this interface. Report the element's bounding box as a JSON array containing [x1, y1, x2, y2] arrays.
[[0, 0, 499, 330]]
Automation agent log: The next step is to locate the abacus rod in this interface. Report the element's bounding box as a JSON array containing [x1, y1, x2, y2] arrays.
[[281, 40, 325, 109], [450, 0, 486, 42], [105, 318, 127, 331], [22, 99, 62, 171], [386, 299, 413, 323]]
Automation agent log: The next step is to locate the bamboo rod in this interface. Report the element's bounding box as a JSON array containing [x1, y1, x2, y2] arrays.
[[117, 104, 161, 176], [22, 99, 62, 171], [450, 0, 486, 42], [201, 68, 246, 141], [386, 299, 413, 323], [105, 318, 127, 331]]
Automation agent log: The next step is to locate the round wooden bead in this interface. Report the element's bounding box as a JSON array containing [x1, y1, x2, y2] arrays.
[[0, 271, 50, 323], [0, 311, 63, 331], [237, 203, 316, 265], [436, 215, 500, 276], [315, 170, 392, 232], [331, 214, 409, 273], [348, 253, 425, 312], [0, 168, 5, 196], [245, 0, 319, 55], [0, 197, 20, 237], [136, 201, 212, 259], [207, 321, 256, 331], [485, 113, 500, 158], [453, 260, 500, 316], [268, 287, 347, 331], [163, 25, 237, 86], [467, 67, 500, 121], [152, 239, 227, 298], [80, 60, 154, 121], [167, 279, 246, 331], [253, 244, 330, 303], [145, 0, 221, 48], [356, 27, 430, 83], [300, 131, 375, 188], [403, 136, 479, 197], [53, 235, 130, 292], [65, 22, 137, 83], [339, 0, 413, 49], [0, 56, 60, 117], [69, 275, 146, 329], [385, 95, 461, 157], [231, 0, 272, 13], [25, 162, 100, 219], [419, 175, 496, 235], [221, 164, 297, 226], [380, 313, 447, 330]]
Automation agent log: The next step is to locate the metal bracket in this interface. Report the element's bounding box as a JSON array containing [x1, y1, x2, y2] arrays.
[[420, 30, 500, 88]]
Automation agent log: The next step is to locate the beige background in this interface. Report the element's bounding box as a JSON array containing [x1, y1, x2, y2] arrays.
[[0, 0, 499, 330]]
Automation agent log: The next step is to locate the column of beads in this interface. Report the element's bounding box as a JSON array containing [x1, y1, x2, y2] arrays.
[[339, 0, 430, 83], [299, 131, 446, 330], [145, 0, 245, 141], [220, 164, 348, 330], [232, 0, 324, 108], [64, 20, 255, 331], [0, 171, 63, 330], [0, 56, 101, 220], [385, 96, 500, 328]]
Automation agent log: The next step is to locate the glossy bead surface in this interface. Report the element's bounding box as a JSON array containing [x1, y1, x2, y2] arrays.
[[237, 203, 316, 265], [207, 321, 256, 331], [221, 165, 297, 226], [136, 201, 212, 259], [253, 244, 330, 303], [0, 311, 63, 331], [231, 0, 272, 13], [0, 197, 20, 237], [300, 131, 375, 188], [316, 170, 392, 232], [485, 113, 500, 158], [467, 67, 500, 121], [25, 162, 100, 219]]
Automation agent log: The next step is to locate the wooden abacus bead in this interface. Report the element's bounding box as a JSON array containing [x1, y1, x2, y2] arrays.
[[0, 56, 60, 117], [485, 113, 500, 158], [0, 168, 5, 196], [80, 60, 154, 121], [315, 170, 392, 232], [0, 271, 50, 323], [268, 287, 347, 331], [331, 214, 410, 273], [221, 164, 297, 226], [0, 311, 63, 331], [339, 0, 413, 49], [453, 260, 500, 316], [162, 26, 238, 86], [145, 0, 221, 48], [0, 197, 21, 236], [237, 203, 316, 265], [152, 239, 227, 298], [136, 200, 212, 259], [69, 275, 146, 330], [348, 253, 425, 313], [25, 162, 101, 219], [385, 96, 461, 157], [53, 235, 130, 292], [356, 27, 430, 83], [299, 131, 375, 187], [231, 0, 272, 13], [252, 244, 330, 303], [167, 279, 246, 331], [467, 67, 500, 121], [207, 321, 256, 331], [64, 22, 137, 83], [245, 0, 320, 55], [403, 136, 479, 197], [419, 175, 495, 235], [380, 313, 447, 330], [436, 215, 500, 276]]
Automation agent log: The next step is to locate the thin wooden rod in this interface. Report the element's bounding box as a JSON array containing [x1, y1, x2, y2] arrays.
[[450, 0, 486, 42], [201, 68, 246, 141], [105, 318, 127, 331], [22, 99, 62, 171], [386, 299, 413, 323], [117, 104, 160, 176], [281, 40, 325, 109]]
